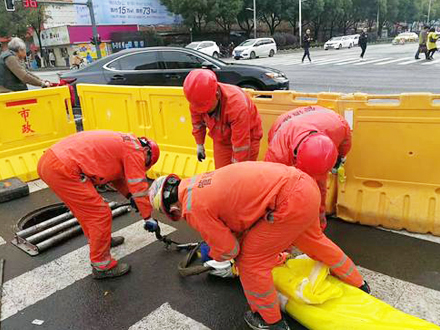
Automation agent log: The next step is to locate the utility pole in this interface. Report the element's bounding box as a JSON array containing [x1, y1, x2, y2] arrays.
[[299, 0, 302, 46], [253, 0, 257, 38], [87, 0, 101, 58], [376, 3, 380, 38], [428, 0, 432, 24]]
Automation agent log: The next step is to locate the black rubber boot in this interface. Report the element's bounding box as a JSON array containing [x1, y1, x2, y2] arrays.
[[110, 236, 125, 248], [244, 311, 290, 330], [92, 262, 131, 279]]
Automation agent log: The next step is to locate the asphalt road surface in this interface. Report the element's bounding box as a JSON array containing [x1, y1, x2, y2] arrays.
[[1, 181, 440, 330], [226, 43, 440, 94]]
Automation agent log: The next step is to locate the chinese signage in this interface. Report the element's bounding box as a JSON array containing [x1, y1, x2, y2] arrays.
[[75, 0, 181, 26], [111, 40, 146, 52], [18, 108, 35, 134], [36, 26, 70, 47]]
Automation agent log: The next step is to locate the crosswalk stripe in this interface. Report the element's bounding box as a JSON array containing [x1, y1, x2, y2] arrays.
[[28, 179, 48, 193], [0, 220, 176, 321], [128, 303, 211, 330], [421, 59, 439, 65], [314, 57, 359, 66], [374, 57, 413, 65], [398, 59, 423, 65], [334, 58, 363, 66], [358, 266, 440, 326], [353, 57, 393, 66], [0, 236, 5, 246]]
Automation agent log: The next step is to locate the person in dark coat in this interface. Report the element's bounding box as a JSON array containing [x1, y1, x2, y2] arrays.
[[302, 29, 313, 63], [359, 28, 368, 60]]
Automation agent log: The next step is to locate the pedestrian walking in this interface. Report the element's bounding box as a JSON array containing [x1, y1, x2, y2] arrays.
[[302, 29, 312, 63], [86, 52, 93, 64], [415, 25, 429, 60], [427, 27, 439, 60], [183, 69, 263, 169], [0, 38, 50, 93], [148, 162, 370, 330], [359, 28, 368, 60], [38, 130, 160, 279], [49, 51, 56, 67]]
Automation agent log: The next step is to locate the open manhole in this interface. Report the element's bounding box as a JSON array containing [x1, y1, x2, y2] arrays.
[[12, 201, 130, 256]]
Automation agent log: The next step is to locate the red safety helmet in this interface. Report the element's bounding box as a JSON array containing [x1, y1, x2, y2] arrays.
[[139, 137, 160, 168], [295, 132, 338, 177], [183, 69, 218, 113]]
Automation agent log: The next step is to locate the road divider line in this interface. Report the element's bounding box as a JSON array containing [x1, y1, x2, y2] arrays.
[[1, 220, 176, 321], [377, 226, 440, 244], [128, 302, 211, 330], [353, 57, 393, 66], [374, 57, 413, 65]]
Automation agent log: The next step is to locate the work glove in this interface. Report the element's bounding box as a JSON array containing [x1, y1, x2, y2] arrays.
[[129, 197, 139, 212], [203, 260, 235, 278], [196, 144, 206, 162], [42, 81, 51, 88], [144, 218, 159, 232], [332, 156, 346, 174], [200, 242, 211, 262], [359, 281, 371, 294]]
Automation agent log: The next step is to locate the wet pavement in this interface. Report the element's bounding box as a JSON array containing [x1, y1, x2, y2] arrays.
[[1, 186, 440, 330]]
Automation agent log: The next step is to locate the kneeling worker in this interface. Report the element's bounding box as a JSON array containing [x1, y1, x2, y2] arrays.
[[38, 130, 160, 279], [148, 161, 369, 330]]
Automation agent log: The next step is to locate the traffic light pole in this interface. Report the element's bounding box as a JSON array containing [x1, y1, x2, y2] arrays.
[[87, 0, 101, 58]]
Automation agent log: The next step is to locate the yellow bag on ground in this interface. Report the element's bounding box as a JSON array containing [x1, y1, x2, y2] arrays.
[[272, 258, 439, 330]]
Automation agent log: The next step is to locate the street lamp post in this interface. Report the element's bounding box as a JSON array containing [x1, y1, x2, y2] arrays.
[[299, 0, 302, 46], [246, 1, 257, 39], [428, 0, 432, 24]]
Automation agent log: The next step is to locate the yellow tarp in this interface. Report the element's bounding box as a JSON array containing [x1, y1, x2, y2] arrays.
[[272, 258, 439, 330]]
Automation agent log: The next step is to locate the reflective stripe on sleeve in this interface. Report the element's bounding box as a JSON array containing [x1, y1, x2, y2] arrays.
[[244, 287, 275, 299], [127, 178, 148, 184], [330, 254, 348, 270], [232, 145, 250, 153], [220, 239, 239, 260], [132, 189, 149, 198]]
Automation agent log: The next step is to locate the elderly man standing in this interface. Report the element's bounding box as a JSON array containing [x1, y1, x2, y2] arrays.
[[0, 37, 50, 93]]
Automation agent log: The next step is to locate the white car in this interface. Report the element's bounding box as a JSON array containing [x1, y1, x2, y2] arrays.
[[185, 41, 220, 58], [349, 34, 360, 46], [324, 36, 354, 50], [233, 38, 277, 60]]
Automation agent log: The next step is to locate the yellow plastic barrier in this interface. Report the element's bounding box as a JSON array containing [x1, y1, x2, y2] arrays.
[[336, 93, 440, 235], [273, 257, 439, 330], [0, 87, 76, 182], [78, 84, 215, 178]]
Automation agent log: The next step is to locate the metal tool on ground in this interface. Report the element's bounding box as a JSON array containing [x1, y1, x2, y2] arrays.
[[12, 202, 130, 256], [143, 219, 198, 251]]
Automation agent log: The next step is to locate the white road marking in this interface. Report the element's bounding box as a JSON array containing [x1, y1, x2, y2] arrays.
[[1, 220, 176, 321], [377, 226, 440, 245], [0, 236, 5, 246], [421, 59, 439, 65], [314, 57, 360, 66], [334, 58, 364, 66], [398, 59, 424, 65], [128, 303, 211, 330], [353, 57, 393, 65], [374, 57, 413, 65], [27, 179, 48, 193]]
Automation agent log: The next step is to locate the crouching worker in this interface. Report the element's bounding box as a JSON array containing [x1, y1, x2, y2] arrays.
[[148, 161, 369, 330], [38, 130, 160, 279], [265, 106, 352, 230]]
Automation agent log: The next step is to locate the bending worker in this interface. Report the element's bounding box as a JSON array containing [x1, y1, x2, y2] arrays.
[[183, 69, 263, 168], [0, 37, 50, 93], [264, 106, 351, 230], [38, 130, 160, 279], [148, 161, 369, 330]]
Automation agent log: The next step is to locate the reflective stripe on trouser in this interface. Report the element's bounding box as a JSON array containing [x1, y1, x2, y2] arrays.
[[37, 149, 114, 266], [236, 173, 321, 324], [213, 139, 260, 169]]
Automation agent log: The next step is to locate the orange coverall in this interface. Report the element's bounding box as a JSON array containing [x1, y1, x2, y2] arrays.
[[190, 83, 263, 168], [264, 106, 352, 216], [37, 130, 153, 269], [178, 161, 363, 324]]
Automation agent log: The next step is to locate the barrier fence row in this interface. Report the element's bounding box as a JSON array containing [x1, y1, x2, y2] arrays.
[[2, 85, 440, 235]]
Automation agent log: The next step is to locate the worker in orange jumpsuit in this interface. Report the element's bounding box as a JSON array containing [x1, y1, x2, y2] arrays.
[[37, 130, 160, 279], [148, 162, 369, 330], [183, 69, 263, 169], [264, 106, 352, 230]]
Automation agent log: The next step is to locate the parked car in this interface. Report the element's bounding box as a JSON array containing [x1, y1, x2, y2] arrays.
[[185, 41, 220, 58], [232, 38, 277, 60], [349, 34, 360, 46], [392, 32, 419, 45], [324, 36, 354, 50], [60, 47, 290, 106]]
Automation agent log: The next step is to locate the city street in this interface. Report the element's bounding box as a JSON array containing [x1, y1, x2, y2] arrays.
[[1, 181, 440, 330], [226, 43, 440, 94]]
